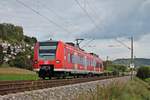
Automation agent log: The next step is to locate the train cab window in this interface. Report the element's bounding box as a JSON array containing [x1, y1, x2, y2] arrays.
[[39, 42, 58, 60]]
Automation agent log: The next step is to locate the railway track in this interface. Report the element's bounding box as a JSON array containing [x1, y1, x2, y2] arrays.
[[0, 76, 118, 96]]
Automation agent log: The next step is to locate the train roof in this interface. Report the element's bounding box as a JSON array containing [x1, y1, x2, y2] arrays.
[[64, 41, 100, 59], [37, 40, 102, 60]]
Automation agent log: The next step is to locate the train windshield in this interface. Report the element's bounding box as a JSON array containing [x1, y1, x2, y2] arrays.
[[39, 42, 58, 60]]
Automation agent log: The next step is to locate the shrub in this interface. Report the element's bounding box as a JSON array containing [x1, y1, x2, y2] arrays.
[[8, 52, 33, 70], [0, 45, 4, 65], [107, 64, 127, 73], [136, 66, 150, 79]]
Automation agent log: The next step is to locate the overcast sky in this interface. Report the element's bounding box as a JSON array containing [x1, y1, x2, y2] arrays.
[[0, 0, 150, 60]]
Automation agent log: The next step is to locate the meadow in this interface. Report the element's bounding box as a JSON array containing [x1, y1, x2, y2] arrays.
[[0, 67, 38, 81]]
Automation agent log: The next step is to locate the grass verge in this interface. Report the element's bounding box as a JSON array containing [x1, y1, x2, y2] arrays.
[[0, 67, 38, 81], [0, 74, 38, 81], [77, 78, 150, 100]]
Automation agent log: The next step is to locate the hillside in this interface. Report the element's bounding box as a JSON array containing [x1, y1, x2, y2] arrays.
[[0, 23, 36, 44], [0, 23, 37, 70], [113, 58, 150, 67]]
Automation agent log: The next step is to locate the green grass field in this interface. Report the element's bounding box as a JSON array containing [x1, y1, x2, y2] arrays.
[[0, 74, 38, 81], [145, 78, 150, 85], [0, 67, 39, 81]]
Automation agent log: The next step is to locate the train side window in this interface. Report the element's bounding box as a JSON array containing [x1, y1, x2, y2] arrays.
[[84, 57, 87, 67], [64, 48, 67, 60], [87, 59, 89, 66], [79, 56, 82, 65], [72, 54, 79, 64], [72, 54, 75, 64], [68, 53, 70, 63], [93, 60, 96, 67], [99, 63, 102, 68], [96, 62, 99, 68], [70, 53, 73, 63]]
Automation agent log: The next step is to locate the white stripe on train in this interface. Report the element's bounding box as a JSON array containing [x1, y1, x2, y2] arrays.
[[34, 68, 103, 74]]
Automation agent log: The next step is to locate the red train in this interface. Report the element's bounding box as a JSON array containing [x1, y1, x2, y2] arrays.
[[33, 40, 104, 79]]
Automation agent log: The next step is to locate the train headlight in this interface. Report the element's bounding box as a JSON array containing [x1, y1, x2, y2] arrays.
[[56, 60, 61, 64], [34, 60, 38, 64]]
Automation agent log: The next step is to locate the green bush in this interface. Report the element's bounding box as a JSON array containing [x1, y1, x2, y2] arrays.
[[0, 45, 4, 65], [8, 52, 33, 70], [136, 66, 150, 79], [107, 64, 127, 72]]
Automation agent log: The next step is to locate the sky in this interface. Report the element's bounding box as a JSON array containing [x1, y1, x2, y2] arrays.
[[0, 0, 150, 60]]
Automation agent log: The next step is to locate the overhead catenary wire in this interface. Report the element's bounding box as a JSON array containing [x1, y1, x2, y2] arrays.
[[81, 38, 95, 48], [37, 1, 68, 23], [115, 38, 131, 50], [74, 0, 101, 32], [15, 0, 71, 34], [74, 0, 104, 48], [86, 0, 102, 22]]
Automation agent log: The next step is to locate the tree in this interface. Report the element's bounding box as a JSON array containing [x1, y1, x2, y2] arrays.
[[107, 64, 127, 72], [136, 66, 150, 79], [103, 60, 113, 70], [24, 35, 37, 45], [7, 46, 11, 54], [9, 52, 33, 70], [0, 23, 24, 43], [0, 45, 4, 65]]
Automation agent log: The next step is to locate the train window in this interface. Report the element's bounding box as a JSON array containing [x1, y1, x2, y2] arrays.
[[72, 55, 75, 63], [71, 54, 77, 64], [64, 48, 67, 60], [99, 63, 102, 68], [87, 59, 89, 66], [79, 56, 81, 65], [68, 53, 71, 63], [70, 53, 73, 63], [84, 57, 87, 67], [96, 62, 99, 68], [93, 60, 96, 67], [87, 59, 90, 66], [39, 42, 58, 60], [91, 60, 92, 66], [80, 56, 84, 66], [67, 51, 74, 64]]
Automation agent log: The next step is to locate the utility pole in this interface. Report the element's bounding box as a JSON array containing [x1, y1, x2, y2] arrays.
[[130, 36, 134, 80], [131, 37, 134, 65], [110, 36, 134, 79], [105, 56, 109, 70]]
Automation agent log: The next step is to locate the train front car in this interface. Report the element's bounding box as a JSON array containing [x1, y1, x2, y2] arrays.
[[33, 41, 64, 79]]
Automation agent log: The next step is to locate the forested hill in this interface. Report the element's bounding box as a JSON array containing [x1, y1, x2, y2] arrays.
[[0, 23, 37, 70], [0, 23, 36, 44], [113, 58, 150, 67]]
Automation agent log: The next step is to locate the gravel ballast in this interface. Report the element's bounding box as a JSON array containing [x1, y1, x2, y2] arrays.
[[0, 76, 130, 100]]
